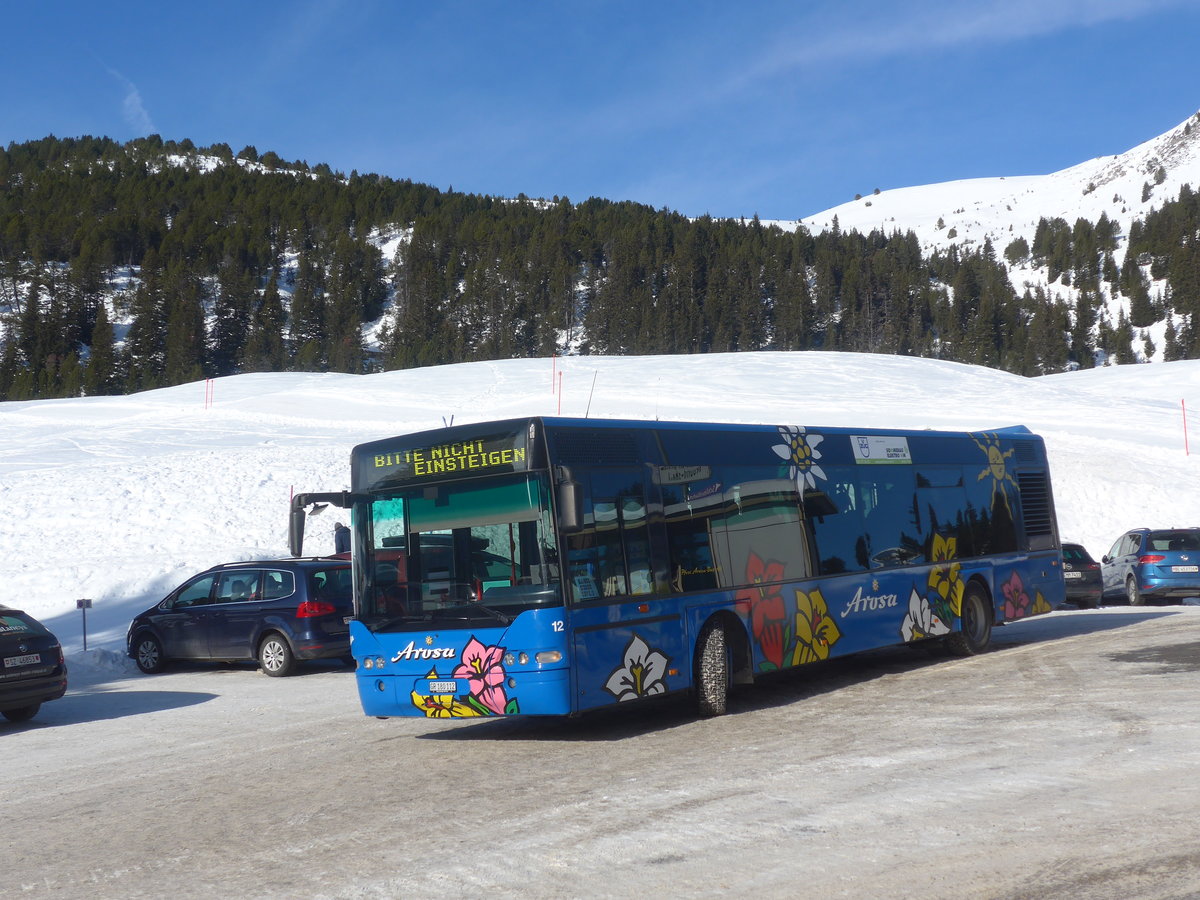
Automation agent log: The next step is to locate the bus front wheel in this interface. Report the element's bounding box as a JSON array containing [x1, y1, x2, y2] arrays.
[[695, 621, 729, 717], [946, 585, 992, 657]]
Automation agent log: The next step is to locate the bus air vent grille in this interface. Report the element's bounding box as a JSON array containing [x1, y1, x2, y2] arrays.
[[1016, 471, 1053, 537], [1013, 441, 1039, 463], [552, 430, 640, 466]]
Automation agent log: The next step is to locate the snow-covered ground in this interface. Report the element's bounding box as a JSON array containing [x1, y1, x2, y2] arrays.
[[3, 351, 1199, 664], [7, 351, 1200, 899]]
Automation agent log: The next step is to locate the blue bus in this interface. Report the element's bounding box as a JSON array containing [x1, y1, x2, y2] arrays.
[[289, 417, 1064, 718]]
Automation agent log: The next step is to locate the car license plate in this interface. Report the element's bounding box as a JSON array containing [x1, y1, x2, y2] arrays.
[[4, 653, 40, 668], [1064, 571, 1081, 579], [427, 681, 458, 693], [1172, 565, 1200, 573]]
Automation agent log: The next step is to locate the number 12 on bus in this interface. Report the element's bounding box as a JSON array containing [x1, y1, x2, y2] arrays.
[[289, 417, 1064, 719]]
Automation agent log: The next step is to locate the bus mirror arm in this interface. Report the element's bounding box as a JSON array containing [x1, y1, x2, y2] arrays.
[[555, 468, 583, 534], [289, 491, 363, 557]]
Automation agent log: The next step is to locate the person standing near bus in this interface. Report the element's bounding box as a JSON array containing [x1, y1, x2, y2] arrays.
[[334, 522, 350, 554]]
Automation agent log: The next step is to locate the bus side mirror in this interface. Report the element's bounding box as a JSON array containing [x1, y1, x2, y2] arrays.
[[289, 491, 361, 557], [289, 505, 307, 557], [557, 477, 583, 534]]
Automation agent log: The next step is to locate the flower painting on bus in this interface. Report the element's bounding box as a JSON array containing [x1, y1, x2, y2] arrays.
[[792, 587, 841, 665], [409, 636, 520, 717], [928, 533, 965, 624], [604, 634, 671, 701], [772, 426, 826, 491], [901, 586, 950, 641], [1000, 570, 1053, 619], [737, 551, 789, 672]]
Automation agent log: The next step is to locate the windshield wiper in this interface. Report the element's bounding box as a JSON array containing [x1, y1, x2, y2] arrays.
[[436, 603, 512, 625]]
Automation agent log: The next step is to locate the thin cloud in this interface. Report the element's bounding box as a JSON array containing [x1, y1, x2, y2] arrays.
[[107, 67, 156, 135], [740, 0, 1192, 90], [575, 0, 1189, 146]]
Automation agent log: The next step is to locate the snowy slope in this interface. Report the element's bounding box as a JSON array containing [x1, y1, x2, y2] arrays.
[[3, 352, 1198, 658], [796, 109, 1200, 264]]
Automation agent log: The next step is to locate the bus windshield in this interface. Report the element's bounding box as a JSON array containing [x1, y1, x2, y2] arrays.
[[358, 472, 561, 630]]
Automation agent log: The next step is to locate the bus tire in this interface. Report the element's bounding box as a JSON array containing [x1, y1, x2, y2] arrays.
[[696, 621, 729, 717], [945, 584, 992, 657]]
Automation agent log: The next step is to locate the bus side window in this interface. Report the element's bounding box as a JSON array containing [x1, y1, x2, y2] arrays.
[[808, 474, 868, 576], [666, 516, 718, 592], [861, 472, 921, 568], [710, 473, 808, 586], [566, 471, 658, 602]]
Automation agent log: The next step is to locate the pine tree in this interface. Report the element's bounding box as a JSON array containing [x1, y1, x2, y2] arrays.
[[83, 303, 118, 395]]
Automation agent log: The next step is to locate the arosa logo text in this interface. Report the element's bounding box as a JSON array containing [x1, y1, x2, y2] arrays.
[[840, 585, 900, 618], [392, 641, 458, 663], [374, 440, 526, 477]]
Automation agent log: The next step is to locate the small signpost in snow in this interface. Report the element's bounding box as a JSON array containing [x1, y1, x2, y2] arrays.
[[76, 598, 93, 651]]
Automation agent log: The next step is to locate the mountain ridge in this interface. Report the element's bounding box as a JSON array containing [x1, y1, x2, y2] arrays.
[[793, 109, 1200, 265]]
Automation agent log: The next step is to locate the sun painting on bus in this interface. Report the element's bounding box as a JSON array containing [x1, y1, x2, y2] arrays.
[[973, 432, 1018, 515], [604, 634, 672, 701]]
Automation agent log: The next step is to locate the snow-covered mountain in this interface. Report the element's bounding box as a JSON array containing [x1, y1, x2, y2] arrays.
[[795, 109, 1200, 264]]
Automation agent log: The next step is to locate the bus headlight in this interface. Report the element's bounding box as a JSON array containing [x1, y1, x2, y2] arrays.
[[535, 650, 563, 664]]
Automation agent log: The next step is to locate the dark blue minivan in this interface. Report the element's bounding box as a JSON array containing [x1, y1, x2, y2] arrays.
[[127, 559, 353, 676]]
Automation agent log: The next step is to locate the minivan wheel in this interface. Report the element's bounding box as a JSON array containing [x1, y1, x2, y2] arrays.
[[258, 633, 296, 677], [133, 632, 166, 674], [2, 703, 41, 722], [1126, 577, 1143, 606]]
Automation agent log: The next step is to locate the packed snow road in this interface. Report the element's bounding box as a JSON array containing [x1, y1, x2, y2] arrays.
[[8, 607, 1200, 899]]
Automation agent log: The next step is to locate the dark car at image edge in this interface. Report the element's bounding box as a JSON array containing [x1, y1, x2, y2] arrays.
[[126, 558, 354, 677], [1, 604, 68, 722]]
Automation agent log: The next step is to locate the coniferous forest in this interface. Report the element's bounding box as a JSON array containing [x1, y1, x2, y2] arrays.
[[2, 134, 1199, 401]]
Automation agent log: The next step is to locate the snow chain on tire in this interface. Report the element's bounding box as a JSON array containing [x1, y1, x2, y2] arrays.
[[696, 621, 729, 717]]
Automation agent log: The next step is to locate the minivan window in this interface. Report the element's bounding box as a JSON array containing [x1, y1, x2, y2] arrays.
[[174, 575, 216, 607]]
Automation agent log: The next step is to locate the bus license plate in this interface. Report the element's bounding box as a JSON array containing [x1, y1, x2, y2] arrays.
[[427, 681, 458, 693], [4, 653, 40, 668], [1063, 571, 1081, 579], [1172, 565, 1200, 573]]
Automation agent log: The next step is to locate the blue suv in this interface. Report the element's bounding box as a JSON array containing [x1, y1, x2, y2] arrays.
[[127, 559, 353, 676], [1101, 528, 1200, 605]]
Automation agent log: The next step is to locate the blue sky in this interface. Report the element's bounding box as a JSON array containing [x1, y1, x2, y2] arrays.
[[4, 0, 1200, 221]]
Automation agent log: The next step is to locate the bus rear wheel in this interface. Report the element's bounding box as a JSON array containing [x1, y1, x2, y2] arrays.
[[695, 621, 729, 717], [945, 585, 992, 657]]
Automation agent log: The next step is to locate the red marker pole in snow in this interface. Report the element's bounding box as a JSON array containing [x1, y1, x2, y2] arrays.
[[1184, 399, 1190, 456]]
